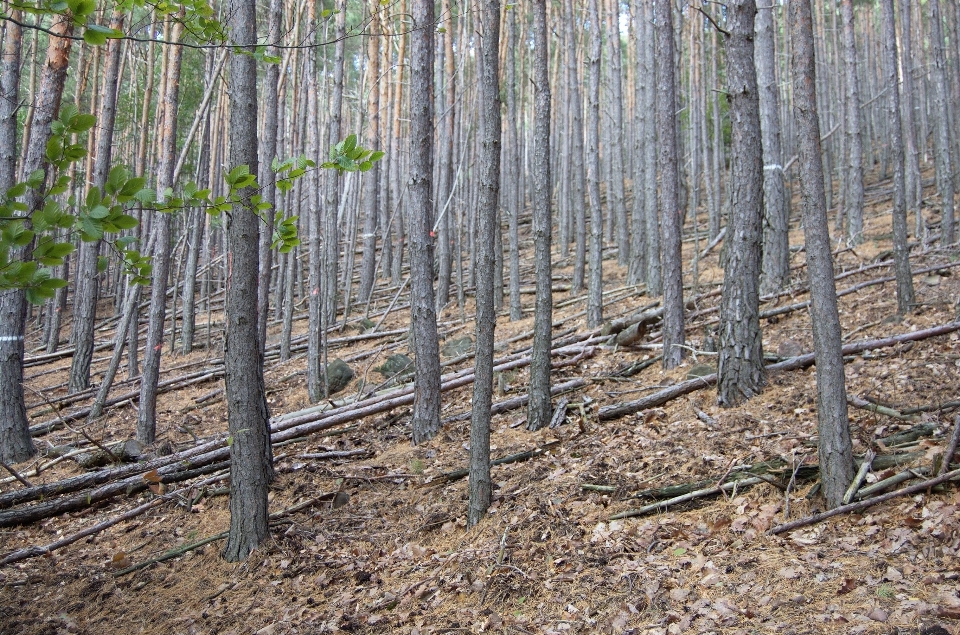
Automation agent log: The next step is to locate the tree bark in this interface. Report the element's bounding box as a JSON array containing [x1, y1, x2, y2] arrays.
[[755, 3, 790, 295], [1, 15, 73, 464], [641, 1, 660, 294], [138, 19, 184, 444], [585, 0, 603, 328], [223, 0, 272, 562], [656, 0, 685, 369], [526, 0, 553, 433], [564, 0, 586, 295], [718, 0, 766, 407], [409, 0, 442, 445], [840, 0, 865, 244], [790, 0, 855, 509], [358, 1, 381, 307], [505, 7, 522, 322], [69, 11, 125, 394], [880, 0, 915, 315], [927, 0, 956, 245], [257, 0, 283, 353], [468, 0, 501, 527]]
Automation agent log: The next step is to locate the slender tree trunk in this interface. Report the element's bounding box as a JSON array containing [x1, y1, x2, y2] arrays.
[[585, 0, 603, 328], [409, 0, 442, 445], [927, 0, 956, 245], [718, 0, 766, 407], [840, 0, 865, 244], [1, 15, 73, 464], [305, 0, 324, 403], [505, 7, 522, 321], [223, 0, 272, 562], [359, 2, 381, 307], [627, 1, 646, 286], [605, 0, 628, 266], [755, 3, 790, 295], [790, 0, 855, 509], [526, 0, 553, 433], [323, 7, 346, 329], [435, 0, 456, 310], [564, 0, 586, 294], [257, 0, 282, 353], [642, 1, 661, 295], [656, 0, 684, 369], [899, 0, 922, 227], [69, 11, 125, 394], [468, 0, 501, 526], [138, 19, 184, 444], [880, 0, 915, 314]]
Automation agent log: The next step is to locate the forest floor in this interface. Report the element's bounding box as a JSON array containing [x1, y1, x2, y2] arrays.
[[2, 180, 960, 635]]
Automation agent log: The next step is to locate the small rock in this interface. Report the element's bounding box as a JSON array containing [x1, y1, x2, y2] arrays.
[[867, 607, 888, 622], [375, 353, 414, 379]]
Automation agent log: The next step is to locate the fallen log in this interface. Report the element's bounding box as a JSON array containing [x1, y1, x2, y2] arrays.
[[0, 343, 597, 524], [422, 441, 561, 487], [767, 467, 960, 536], [599, 321, 960, 421]]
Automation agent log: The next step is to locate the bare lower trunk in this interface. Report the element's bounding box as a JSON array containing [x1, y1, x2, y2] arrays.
[[791, 0, 855, 509], [718, 0, 766, 407], [656, 0, 685, 369], [526, 0, 553, 433], [223, 0, 272, 562], [468, 0, 501, 526], [585, 0, 603, 328], [409, 0, 441, 444]]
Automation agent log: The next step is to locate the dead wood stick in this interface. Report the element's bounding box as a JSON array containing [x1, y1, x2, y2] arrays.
[[0, 462, 33, 488], [847, 395, 918, 421], [298, 450, 369, 460], [843, 449, 876, 504], [767, 468, 960, 536], [938, 416, 960, 477], [609, 477, 765, 520], [443, 378, 587, 424], [856, 468, 928, 499], [0, 497, 167, 567], [599, 321, 960, 421], [1, 344, 595, 520], [422, 441, 562, 486]]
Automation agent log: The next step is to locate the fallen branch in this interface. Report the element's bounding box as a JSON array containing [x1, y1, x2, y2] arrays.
[[609, 477, 766, 520], [600, 321, 960, 421], [768, 467, 960, 535], [422, 441, 561, 487], [847, 396, 918, 422]]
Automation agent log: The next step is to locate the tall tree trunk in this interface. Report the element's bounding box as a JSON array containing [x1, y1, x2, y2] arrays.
[[257, 0, 283, 353], [223, 0, 272, 562], [627, 1, 646, 286], [927, 0, 956, 245], [138, 19, 184, 445], [69, 11, 125, 394], [840, 0, 865, 244], [790, 0, 855, 510], [642, 1, 661, 295], [755, 3, 790, 295], [468, 0, 501, 527], [409, 0, 442, 445], [585, 0, 603, 328], [306, 0, 324, 403], [564, 0, 586, 294], [526, 0, 553, 433], [899, 0, 922, 226], [358, 2, 381, 307], [1, 15, 72, 464], [718, 0, 766, 407], [656, 0, 684, 369], [0, 14, 26, 464], [605, 0, 628, 266], [881, 0, 915, 314], [323, 7, 346, 328], [434, 0, 456, 310], [505, 7, 522, 321]]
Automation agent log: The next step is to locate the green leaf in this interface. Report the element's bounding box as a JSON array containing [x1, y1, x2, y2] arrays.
[[369, 150, 385, 163], [6, 182, 27, 198], [342, 134, 358, 155], [226, 165, 249, 186], [26, 170, 44, 189], [85, 186, 102, 209], [359, 161, 372, 172], [112, 214, 138, 230], [45, 136, 63, 162], [97, 255, 109, 272], [71, 113, 97, 132]]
